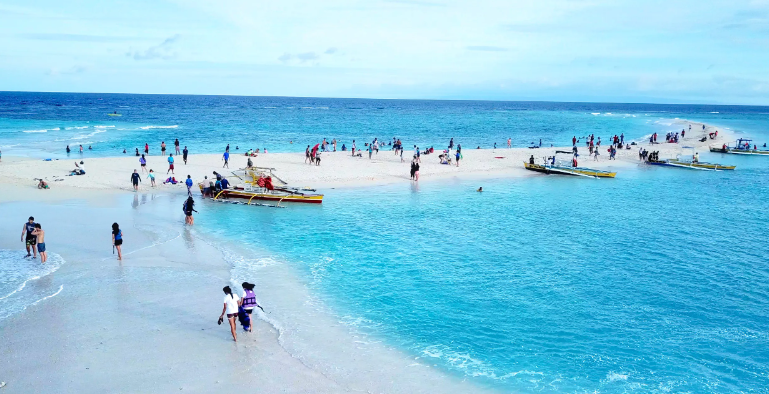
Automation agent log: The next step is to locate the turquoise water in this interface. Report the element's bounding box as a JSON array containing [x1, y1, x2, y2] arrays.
[[2, 92, 766, 159], [198, 152, 769, 393], [4, 93, 769, 392]]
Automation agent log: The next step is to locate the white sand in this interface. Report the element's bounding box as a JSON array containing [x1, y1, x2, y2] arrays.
[[0, 121, 731, 196], [0, 119, 734, 393]]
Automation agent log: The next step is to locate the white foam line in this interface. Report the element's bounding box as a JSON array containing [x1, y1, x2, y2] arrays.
[[101, 231, 181, 261], [31, 285, 63, 306], [0, 275, 39, 301]]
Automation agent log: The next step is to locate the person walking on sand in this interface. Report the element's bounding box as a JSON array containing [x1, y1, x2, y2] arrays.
[[131, 169, 142, 191], [149, 169, 156, 187], [182, 146, 189, 164], [219, 286, 240, 342], [183, 196, 197, 225], [351, 140, 356, 156], [161, 141, 166, 155], [185, 175, 193, 196], [167, 154, 175, 174], [112, 223, 123, 260], [21, 216, 37, 259], [174, 139, 180, 155], [31, 224, 46, 264], [456, 149, 461, 167], [222, 150, 230, 168], [305, 145, 311, 164], [140, 154, 148, 174], [368, 143, 373, 159]]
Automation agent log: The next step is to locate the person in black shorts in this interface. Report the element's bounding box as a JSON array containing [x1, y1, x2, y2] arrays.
[[21, 216, 37, 258], [183, 146, 189, 164]]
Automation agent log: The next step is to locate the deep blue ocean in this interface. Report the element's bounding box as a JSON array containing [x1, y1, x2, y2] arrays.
[[3, 92, 769, 393]]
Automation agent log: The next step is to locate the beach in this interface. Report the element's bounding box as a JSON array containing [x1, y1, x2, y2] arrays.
[[0, 120, 727, 192], [2, 108, 766, 394]]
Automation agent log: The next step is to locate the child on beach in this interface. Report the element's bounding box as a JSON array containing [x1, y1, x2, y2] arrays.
[[131, 169, 141, 191], [112, 223, 123, 260], [149, 170, 156, 187], [239, 282, 263, 333], [32, 224, 46, 264], [219, 286, 240, 342], [140, 154, 147, 173]]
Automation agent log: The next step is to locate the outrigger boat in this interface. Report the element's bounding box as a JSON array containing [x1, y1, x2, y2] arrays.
[[523, 151, 616, 178], [648, 147, 735, 171], [199, 167, 323, 205], [710, 139, 769, 155]]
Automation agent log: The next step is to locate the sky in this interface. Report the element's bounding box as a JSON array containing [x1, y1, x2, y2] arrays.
[[1, 0, 768, 104]]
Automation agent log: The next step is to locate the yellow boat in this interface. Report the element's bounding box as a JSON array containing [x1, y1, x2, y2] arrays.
[[524, 162, 616, 178], [200, 167, 323, 204]]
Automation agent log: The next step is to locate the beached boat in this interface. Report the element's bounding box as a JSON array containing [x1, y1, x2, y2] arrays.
[[710, 139, 769, 155], [199, 167, 323, 205], [524, 151, 616, 178], [524, 162, 617, 178], [647, 159, 735, 170], [648, 147, 735, 170]]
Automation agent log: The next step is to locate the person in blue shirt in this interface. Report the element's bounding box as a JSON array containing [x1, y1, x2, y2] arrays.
[[222, 151, 230, 168], [185, 175, 193, 196], [220, 177, 230, 190], [167, 154, 175, 174]]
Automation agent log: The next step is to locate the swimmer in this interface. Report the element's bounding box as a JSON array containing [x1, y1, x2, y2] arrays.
[[477, 187, 483, 192]]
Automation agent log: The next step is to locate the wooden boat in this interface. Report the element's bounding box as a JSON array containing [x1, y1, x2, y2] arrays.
[[523, 162, 616, 178], [199, 167, 323, 205], [710, 139, 769, 155], [647, 159, 735, 171]]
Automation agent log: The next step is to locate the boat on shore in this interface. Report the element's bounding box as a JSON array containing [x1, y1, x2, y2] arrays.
[[647, 147, 735, 170], [710, 139, 769, 155], [199, 167, 323, 205], [523, 151, 616, 178]]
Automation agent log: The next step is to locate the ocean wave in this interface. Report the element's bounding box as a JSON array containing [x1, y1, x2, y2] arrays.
[[0, 249, 66, 320], [591, 113, 600, 116], [94, 125, 115, 129], [23, 127, 60, 133], [64, 126, 89, 130], [70, 129, 107, 141], [140, 125, 178, 130], [604, 371, 629, 382]]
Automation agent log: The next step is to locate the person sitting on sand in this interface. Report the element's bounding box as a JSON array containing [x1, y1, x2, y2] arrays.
[[70, 161, 85, 175], [219, 286, 240, 342], [37, 179, 49, 189]]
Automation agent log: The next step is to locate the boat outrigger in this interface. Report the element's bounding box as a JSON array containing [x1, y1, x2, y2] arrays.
[[199, 167, 323, 205], [647, 147, 735, 171], [523, 151, 616, 178], [710, 139, 769, 155]]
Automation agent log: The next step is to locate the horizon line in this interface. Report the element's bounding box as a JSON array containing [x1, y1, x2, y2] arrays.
[[1, 90, 768, 109]]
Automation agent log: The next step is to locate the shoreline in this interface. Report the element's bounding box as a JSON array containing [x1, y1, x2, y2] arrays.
[[0, 120, 735, 198], [0, 186, 498, 393]]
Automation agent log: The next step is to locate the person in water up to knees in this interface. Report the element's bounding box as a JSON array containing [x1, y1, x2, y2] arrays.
[[21, 216, 37, 259], [219, 286, 240, 342], [112, 222, 123, 260], [32, 223, 46, 264]]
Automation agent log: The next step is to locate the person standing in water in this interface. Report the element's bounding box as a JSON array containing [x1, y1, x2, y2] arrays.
[[161, 141, 166, 155], [21, 216, 37, 259], [239, 282, 262, 333], [219, 286, 240, 342], [144, 143, 149, 155], [183, 196, 197, 225], [174, 139, 180, 155], [182, 146, 188, 165], [112, 223, 123, 260], [32, 224, 46, 264], [131, 170, 142, 191]]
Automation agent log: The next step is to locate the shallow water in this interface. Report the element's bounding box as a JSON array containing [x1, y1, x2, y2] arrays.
[[197, 151, 769, 393], [0, 249, 65, 320]]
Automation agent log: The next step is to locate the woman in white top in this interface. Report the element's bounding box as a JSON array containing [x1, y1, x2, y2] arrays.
[[218, 286, 240, 342]]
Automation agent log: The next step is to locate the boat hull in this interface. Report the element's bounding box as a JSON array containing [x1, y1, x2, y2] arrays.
[[200, 186, 323, 204], [710, 147, 769, 155], [649, 160, 735, 170], [523, 162, 616, 178]]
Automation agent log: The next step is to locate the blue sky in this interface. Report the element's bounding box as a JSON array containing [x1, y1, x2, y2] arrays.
[[1, 0, 768, 104]]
